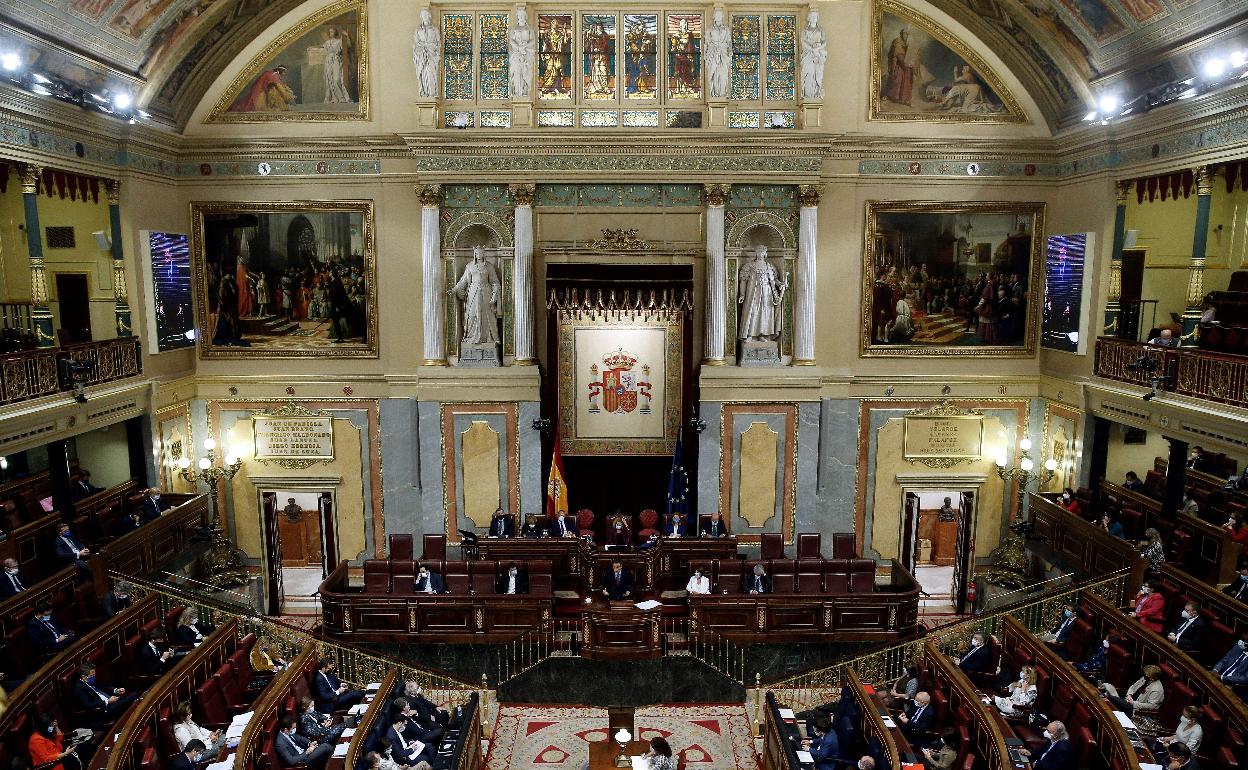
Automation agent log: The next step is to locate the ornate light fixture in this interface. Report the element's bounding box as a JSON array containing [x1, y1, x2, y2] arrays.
[[178, 437, 250, 589], [613, 727, 633, 767], [986, 436, 1057, 588]]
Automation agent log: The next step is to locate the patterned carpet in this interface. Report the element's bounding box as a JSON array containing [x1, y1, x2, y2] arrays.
[[484, 704, 760, 770]]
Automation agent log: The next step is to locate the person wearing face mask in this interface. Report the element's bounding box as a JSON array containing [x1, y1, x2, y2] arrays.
[[1130, 581, 1167, 633], [52, 523, 92, 578], [275, 715, 332, 770], [1123, 471, 1146, 493], [29, 713, 86, 770], [488, 508, 515, 538], [700, 514, 728, 538], [1102, 665, 1165, 735], [26, 601, 75, 652], [173, 702, 225, 757], [1040, 603, 1078, 649], [743, 564, 771, 595], [298, 696, 346, 744], [1166, 741, 1200, 770], [168, 739, 205, 770], [1075, 635, 1112, 678], [250, 640, 288, 675], [993, 665, 1038, 716], [1187, 446, 1210, 472], [1167, 601, 1207, 652], [1227, 563, 1248, 602], [385, 713, 435, 768], [686, 568, 711, 595], [313, 657, 364, 713], [607, 515, 630, 547], [1181, 493, 1201, 516], [1057, 487, 1081, 515], [551, 511, 578, 538], [1213, 633, 1248, 687], [897, 691, 933, 742], [175, 607, 215, 646], [1101, 512, 1126, 539], [1139, 529, 1167, 574], [663, 513, 686, 538], [1017, 721, 1073, 770], [100, 581, 132, 618], [0, 558, 27, 597], [136, 628, 176, 675], [138, 487, 169, 522], [495, 563, 528, 594], [413, 565, 445, 594], [72, 662, 137, 727], [1155, 706, 1203, 759], [921, 729, 958, 770], [390, 696, 441, 746], [399, 680, 450, 732], [956, 633, 992, 673], [521, 514, 548, 538]]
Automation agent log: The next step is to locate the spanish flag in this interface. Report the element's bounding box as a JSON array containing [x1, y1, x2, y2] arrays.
[[546, 437, 569, 518]]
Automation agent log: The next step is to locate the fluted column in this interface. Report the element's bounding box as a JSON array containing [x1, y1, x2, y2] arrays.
[[418, 184, 447, 365], [793, 184, 821, 365], [1182, 166, 1214, 338], [19, 165, 54, 348], [703, 183, 730, 365], [510, 183, 536, 365], [1103, 180, 1130, 337], [105, 180, 132, 338]]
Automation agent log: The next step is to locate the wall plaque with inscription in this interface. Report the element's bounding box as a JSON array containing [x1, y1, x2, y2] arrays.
[[253, 416, 335, 460], [903, 415, 984, 461]]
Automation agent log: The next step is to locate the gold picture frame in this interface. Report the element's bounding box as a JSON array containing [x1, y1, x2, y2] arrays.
[[190, 200, 378, 359], [208, 0, 369, 123], [861, 200, 1046, 358], [869, 0, 1025, 124]]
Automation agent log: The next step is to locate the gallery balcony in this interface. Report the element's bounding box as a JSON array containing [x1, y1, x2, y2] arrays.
[[0, 337, 142, 407], [1094, 335, 1248, 410]]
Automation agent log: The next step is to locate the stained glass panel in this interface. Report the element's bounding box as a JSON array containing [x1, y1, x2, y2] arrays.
[[582, 14, 617, 100], [580, 109, 619, 127], [666, 110, 702, 127], [479, 13, 509, 100], [728, 111, 761, 128], [764, 110, 795, 128], [622, 110, 660, 127], [730, 15, 760, 101], [537, 109, 575, 126], [666, 13, 702, 99], [623, 14, 658, 99], [442, 111, 475, 127], [538, 14, 574, 100], [480, 110, 512, 127], [765, 14, 796, 101], [442, 13, 473, 101]]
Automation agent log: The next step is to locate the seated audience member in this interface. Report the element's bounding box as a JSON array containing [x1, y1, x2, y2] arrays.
[[137, 487, 168, 521], [602, 560, 635, 600], [854, 759, 875, 770], [174, 607, 214, 645], [1149, 329, 1180, 348], [700, 514, 728, 538], [1167, 742, 1199, 770], [495, 563, 528, 595], [0, 558, 27, 597], [136, 628, 176, 675], [413, 564, 445, 594], [804, 718, 839, 770], [168, 739, 204, 770], [1225, 564, 1248, 601], [956, 632, 993, 673], [550, 512, 577, 538], [1018, 721, 1074, 770], [1040, 603, 1078, 649], [71, 471, 102, 501], [275, 715, 332, 770], [173, 702, 226, 757], [1187, 445, 1209, 472], [1102, 665, 1165, 733], [118, 511, 143, 534], [520, 515, 547, 538], [299, 696, 346, 744], [606, 516, 630, 546], [1214, 633, 1248, 686], [921, 729, 959, 770], [362, 750, 426, 770], [52, 523, 92, 577], [897, 691, 933, 744], [663, 513, 686, 538], [100, 582, 132, 618], [1101, 512, 1126, 539], [743, 564, 771, 595], [30, 713, 85, 770], [686, 567, 711, 595], [391, 696, 441, 746], [312, 656, 365, 713], [1131, 581, 1167, 633], [1140, 528, 1167, 573], [1154, 705, 1202, 759], [72, 662, 137, 728], [1167, 601, 1207, 652], [1123, 471, 1146, 492], [643, 737, 676, 770], [1057, 488, 1081, 515], [487, 508, 514, 538], [27, 600, 75, 652], [1181, 493, 1201, 516], [386, 713, 436, 767], [994, 665, 1038, 717], [250, 640, 287, 675], [884, 666, 919, 709], [1075, 635, 1112, 677], [400, 680, 450, 731]]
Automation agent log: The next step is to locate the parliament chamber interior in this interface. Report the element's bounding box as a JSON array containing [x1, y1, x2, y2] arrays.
[[3, 1, 1248, 769]]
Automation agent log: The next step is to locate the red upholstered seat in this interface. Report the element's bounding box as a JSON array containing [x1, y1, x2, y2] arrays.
[[639, 509, 658, 529], [363, 560, 390, 593], [760, 533, 784, 560], [796, 533, 821, 558], [391, 560, 415, 594], [717, 560, 742, 594], [421, 533, 446, 561], [576, 508, 595, 532], [824, 559, 849, 593], [388, 533, 413, 560], [831, 533, 856, 559], [770, 561, 795, 594], [796, 559, 823, 593]]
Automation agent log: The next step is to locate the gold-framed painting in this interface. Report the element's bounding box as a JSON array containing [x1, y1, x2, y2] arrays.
[[861, 200, 1045, 358], [190, 200, 378, 359], [208, 0, 369, 122], [869, 0, 1025, 123]]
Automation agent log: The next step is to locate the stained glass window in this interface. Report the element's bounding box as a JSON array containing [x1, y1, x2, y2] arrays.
[[582, 14, 617, 100], [730, 15, 760, 101], [623, 14, 658, 99], [666, 13, 701, 99], [728, 111, 761, 128], [538, 14, 574, 100], [479, 13, 509, 100], [581, 109, 619, 127], [765, 15, 796, 101], [537, 109, 575, 126], [480, 110, 511, 127], [622, 110, 660, 127], [442, 14, 473, 101]]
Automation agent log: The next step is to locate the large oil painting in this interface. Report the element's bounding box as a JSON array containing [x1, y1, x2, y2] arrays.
[[210, 0, 368, 121], [871, 0, 1024, 122], [191, 201, 377, 359], [860, 201, 1046, 358]]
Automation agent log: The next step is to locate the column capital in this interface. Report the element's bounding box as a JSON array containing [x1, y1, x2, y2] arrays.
[[18, 164, 41, 194], [416, 183, 442, 207], [1195, 165, 1216, 196], [704, 183, 731, 207], [105, 179, 121, 205], [1115, 180, 1132, 204], [797, 184, 823, 207], [509, 183, 536, 207]]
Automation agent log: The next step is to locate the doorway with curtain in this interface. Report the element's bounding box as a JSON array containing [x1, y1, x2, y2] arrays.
[[901, 489, 976, 615], [259, 490, 337, 615]]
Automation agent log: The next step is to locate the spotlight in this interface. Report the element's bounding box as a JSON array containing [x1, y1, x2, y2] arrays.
[[0, 52, 19, 72], [1232, 51, 1247, 68], [1098, 95, 1120, 114], [1204, 58, 1227, 78], [112, 92, 132, 110]]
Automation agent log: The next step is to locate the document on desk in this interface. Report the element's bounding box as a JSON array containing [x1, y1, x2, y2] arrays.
[[634, 600, 662, 610], [333, 743, 349, 757], [206, 760, 234, 770], [881, 716, 897, 729], [631, 756, 648, 770], [1139, 765, 1163, 770], [1112, 711, 1136, 729], [796, 751, 814, 764], [341, 728, 356, 738]]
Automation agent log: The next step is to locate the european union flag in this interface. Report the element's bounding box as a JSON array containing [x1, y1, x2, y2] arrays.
[[667, 432, 689, 518]]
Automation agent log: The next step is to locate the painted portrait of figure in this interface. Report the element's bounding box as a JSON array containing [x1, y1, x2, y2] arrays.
[[583, 14, 617, 99], [538, 14, 573, 99], [1058, 0, 1127, 39], [624, 14, 658, 98], [666, 13, 702, 99], [211, 1, 367, 121], [108, 0, 176, 38]]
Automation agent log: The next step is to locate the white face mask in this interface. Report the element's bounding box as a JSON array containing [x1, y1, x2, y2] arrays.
[[1103, 640, 1110, 649], [972, 638, 982, 647], [1182, 610, 1191, 619], [1046, 730, 1056, 741]]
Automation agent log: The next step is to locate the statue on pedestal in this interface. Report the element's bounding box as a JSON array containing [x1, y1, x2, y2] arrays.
[[705, 9, 731, 99], [449, 246, 502, 366], [412, 8, 441, 99], [800, 9, 827, 100], [509, 9, 536, 98], [737, 245, 787, 366]]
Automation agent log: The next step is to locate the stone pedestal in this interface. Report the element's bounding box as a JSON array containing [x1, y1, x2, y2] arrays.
[[738, 339, 782, 367], [458, 342, 501, 367], [415, 101, 438, 128]]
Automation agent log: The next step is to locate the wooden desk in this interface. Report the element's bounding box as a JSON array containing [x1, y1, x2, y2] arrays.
[[581, 597, 663, 660], [588, 738, 651, 770]]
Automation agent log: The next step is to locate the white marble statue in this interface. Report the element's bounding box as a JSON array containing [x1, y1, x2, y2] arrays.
[[800, 9, 827, 100], [737, 246, 787, 340], [449, 246, 501, 345], [412, 8, 441, 99], [705, 9, 731, 99], [509, 9, 535, 98]]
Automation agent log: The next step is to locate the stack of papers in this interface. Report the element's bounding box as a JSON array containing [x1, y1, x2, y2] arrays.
[[366, 682, 382, 691], [231, 712, 254, 725], [348, 703, 369, 715], [206, 759, 233, 770], [340, 728, 356, 738], [634, 599, 662, 610], [881, 716, 897, 729], [332, 743, 349, 757], [778, 708, 796, 722], [1112, 711, 1136, 729], [796, 750, 814, 764], [630, 757, 648, 770]]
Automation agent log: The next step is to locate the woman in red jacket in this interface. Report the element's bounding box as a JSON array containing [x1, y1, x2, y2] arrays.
[[28, 713, 82, 770], [1130, 581, 1167, 634]]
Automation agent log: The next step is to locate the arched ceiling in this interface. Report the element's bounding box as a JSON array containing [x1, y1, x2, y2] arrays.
[[0, 0, 1242, 131]]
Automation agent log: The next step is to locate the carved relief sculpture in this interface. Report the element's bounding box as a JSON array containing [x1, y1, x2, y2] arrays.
[[509, 8, 536, 98], [799, 9, 827, 100], [412, 7, 441, 99], [704, 8, 731, 99]]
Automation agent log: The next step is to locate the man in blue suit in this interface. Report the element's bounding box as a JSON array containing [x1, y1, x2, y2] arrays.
[[385, 713, 437, 767], [663, 513, 687, 538], [168, 739, 204, 770], [137, 488, 169, 522], [897, 692, 934, 746], [488, 508, 515, 538], [1214, 635, 1248, 686], [72, 662, 137, 728], [312, 656, 364, 713], [275, 715, 332, 770], [1019, 721, 1075, 770], [27, 600, 75, 652], [551, 512, 578, 538], [956, 633, 993, 673], [53, 522, 93, 577], [807, 720, 840, 770], [413, 565, 446, 594]]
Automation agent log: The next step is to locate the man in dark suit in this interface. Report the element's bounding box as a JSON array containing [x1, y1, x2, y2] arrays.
[[488, 508, 515, 538], [1168, 742, 1201, 770], [663, 514, 687, 538], [27, 600, 75, 652], [385, 713, 436, 767], [413, 565, 445, 594], [1214, 635, 1248, 686], [700, 515, 728, 538], [1188, 446, 1211, 472], [805, 719, 840, 770], [72, 662, 138, 728], [137, 488, 169, 522], [495, 563, 528, 595], [399, 680, 450, 731], [957, 633, 993, 673], [168, 739, 204, 770], [275, 716, 332, 770], [312, 657, 364, 713], [53, 522, 92, 577], [1167, 601, 1208, 653], [743, 564, 772, 595], [100, 582, 133, 618], [71, 470, 102, 501], [602, 560, 634, 600], [1043, 604, 1079, 657], [551, 512, 578, 538], [391, 696, 442, 746], [118, 511, 144, 534], [1020, 721, 1075, 770], [897, 692, 933, 744], [0, 558, 28, 597], [1224, 564, 1248, 601], [136, 627, 176, 675], [521, 515, 547, 538]]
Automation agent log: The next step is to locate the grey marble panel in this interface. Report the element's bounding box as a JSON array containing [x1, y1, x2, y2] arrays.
[[810, 398, 859, 554], [417, 401, 446, 536], [696, 401, 722, 515], [795, 402, 819, 540], [380, 398, 422, 543], [518, 402, 542, 514]]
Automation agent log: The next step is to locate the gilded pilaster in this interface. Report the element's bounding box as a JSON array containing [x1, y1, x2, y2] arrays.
[[19, 164, 54, 348]]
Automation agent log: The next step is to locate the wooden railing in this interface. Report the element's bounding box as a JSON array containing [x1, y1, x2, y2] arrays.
[[1095, 335, 1248, 409], [340, 670, 398, 770], [0, 509, 71, 580], [1029, 492, 1148, 597], [233, 644, 319, 770], [923, 640, 1012, 770], [0, 337, 141, 406], [94, 494, 208, 581], [846, 667, 905, 770], [761, 691, 802, 770], [0, 564, 77, 641], [1161, 563, 1248, 636], [451, 692, 483, 770]]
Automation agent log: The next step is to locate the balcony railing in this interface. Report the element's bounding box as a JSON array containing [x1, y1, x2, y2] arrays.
[[1094, 335, 1248, 409], [0, 337, 141, 406]]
